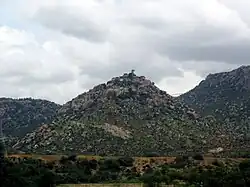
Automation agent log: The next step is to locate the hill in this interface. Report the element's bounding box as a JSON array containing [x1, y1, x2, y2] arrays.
[[13, 71, 213, 156], [0, 98, 60, 146], [179, 65, 250, 152]]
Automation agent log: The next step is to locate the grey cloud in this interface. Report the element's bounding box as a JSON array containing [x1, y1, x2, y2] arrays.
[[18, 72, 74, 86], [67, 32, 185, 83], [33, 0, 250, 75], [2, 0, 250, 103], [0, 55, 76, 86], [34, 6, 109, 43], [222, 0, 250, 27], [78, 53, 184, 83], [158, 42, 250, 65], [131, 16, 250, 65], [123, 2, 250, 65], [180, 61, 240, 77], [128, 16, 169, 31]]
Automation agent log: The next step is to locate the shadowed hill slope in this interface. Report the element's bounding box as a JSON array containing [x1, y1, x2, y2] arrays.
[[0, 98, 60, 147]]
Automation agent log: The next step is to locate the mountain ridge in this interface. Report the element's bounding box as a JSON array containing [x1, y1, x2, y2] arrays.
[[3, 66, 250, 156], [13, 71, 213, 156], [0, 97, 60, 148], [179, 65, 250, 120], [179, 65, 250, 153]]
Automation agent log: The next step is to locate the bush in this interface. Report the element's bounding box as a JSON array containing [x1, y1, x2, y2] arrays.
[[239, 159, 250, 171], [192, 153, 204, 161], [100, 158, 120, 172], [68, 154, 77, 162], [88, 159, 98, 170], [118, 156, 134, 167], [59, 156, 68, 164], [212, 159, 224, 167], [175, 155, 189, 163], [171, 155, 190, 169]]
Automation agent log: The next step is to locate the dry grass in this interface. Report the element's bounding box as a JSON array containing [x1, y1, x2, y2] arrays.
[[7, 154, 102, 161], [7, 154, 62, 161], [77, 155, 102, 160]]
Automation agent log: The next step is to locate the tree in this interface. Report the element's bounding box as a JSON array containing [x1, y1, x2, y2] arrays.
[[140, 170, 166, 187], [239, 160, 250, 186], [192, 153, 204, 161], [0, 140, 5, 160], [118, 156, 134, 167], [0, 140, 6, 181], [68, 154, 77, 162], [100, 158, 120, 172], [37, 169, 57, 187]]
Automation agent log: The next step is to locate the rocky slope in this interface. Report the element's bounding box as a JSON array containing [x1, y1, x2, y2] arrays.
[[14, 71, 215, 156], [179, 65, 250, 151], [0, 98, 60, 144]]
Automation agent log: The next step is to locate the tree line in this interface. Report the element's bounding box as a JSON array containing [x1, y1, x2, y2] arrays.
[[1, 142, 250, 187]]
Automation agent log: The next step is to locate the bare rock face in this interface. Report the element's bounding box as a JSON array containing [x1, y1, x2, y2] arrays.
[[14, 71, 217, 156], [105, 89, 118, 100]]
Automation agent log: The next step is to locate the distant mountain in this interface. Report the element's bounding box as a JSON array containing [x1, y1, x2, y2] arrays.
[[0, 98, 60, 145], [14, 71, 213, 156], [179, 66, 250, 152]]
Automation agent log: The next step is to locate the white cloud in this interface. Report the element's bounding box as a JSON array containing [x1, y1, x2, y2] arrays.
[[0, 0, 250, 104], [157, 70, 202, 96], [0, 27, 82, 103]]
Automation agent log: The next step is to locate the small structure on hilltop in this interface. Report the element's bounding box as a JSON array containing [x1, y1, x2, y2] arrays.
[[128, 69, 136, 79]]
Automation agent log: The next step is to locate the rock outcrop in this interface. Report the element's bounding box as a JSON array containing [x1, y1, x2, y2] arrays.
[[14, 71, 210, 156]]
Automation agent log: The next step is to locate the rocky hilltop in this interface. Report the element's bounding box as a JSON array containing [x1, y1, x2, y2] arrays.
[[179, 66, 250, 152], [14, 71, 213, 156], [0, 98, 60, 146]]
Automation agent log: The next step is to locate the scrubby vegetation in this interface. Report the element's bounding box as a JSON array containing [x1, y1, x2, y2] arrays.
[[2, 150, 250, 187], [13, 71, 216, 156], [0, 98, 60, 150], [2, 68, 250, 187]]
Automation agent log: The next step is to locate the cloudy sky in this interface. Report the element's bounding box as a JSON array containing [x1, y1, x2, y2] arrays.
[[0, 0, 249, 104]]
